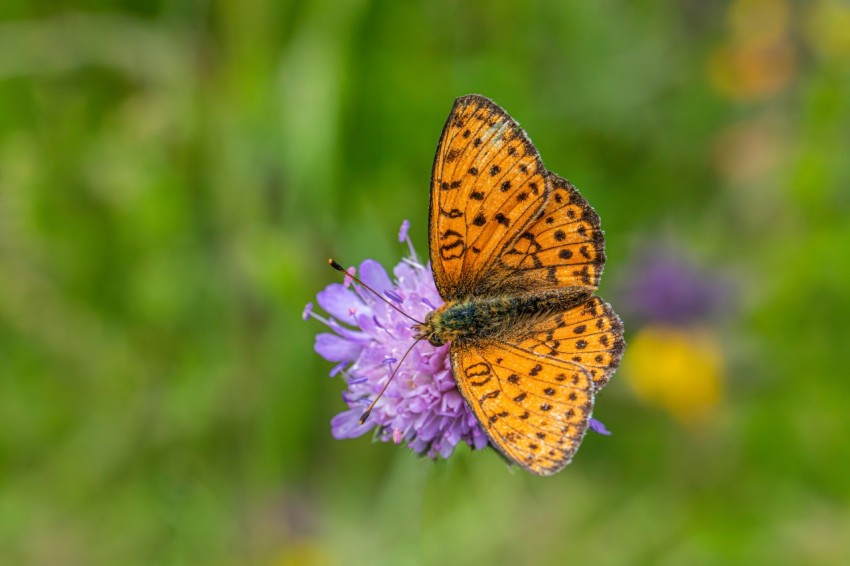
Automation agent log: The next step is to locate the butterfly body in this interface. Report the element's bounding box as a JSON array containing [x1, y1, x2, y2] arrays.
[[416, 288, 594, 347], [422, 94, 625, 475]]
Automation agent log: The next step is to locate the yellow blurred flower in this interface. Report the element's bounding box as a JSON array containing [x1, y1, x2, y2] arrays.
[[708, 0, 797, 100], [806, 1, 850, 60], [728, 0, 790, 43], [708, 38, 796, 100], [623, 325, 724, 423], [272, 542, 330, 566]]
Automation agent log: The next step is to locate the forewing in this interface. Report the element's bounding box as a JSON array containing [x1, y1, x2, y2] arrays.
[[451, 339, 596, 476], [513, 297, 625, 391], [481, 173, 607, 296], [429, 94, 549, 301]]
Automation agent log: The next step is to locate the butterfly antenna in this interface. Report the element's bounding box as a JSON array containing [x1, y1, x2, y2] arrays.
[[359, 338, 424, 424], [328, 259, 424, 325]]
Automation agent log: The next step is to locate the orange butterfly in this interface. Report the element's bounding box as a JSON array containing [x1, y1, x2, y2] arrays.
[[411, 95, 626, 475]]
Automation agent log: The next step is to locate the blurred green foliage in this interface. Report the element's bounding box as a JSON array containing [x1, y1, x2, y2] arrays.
[[1, 0, 849, 564]]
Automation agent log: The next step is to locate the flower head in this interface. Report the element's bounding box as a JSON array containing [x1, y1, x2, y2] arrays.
[[619, 246, 732, 327], [305, 221, 488, 459], [622, 324, 723, 423]]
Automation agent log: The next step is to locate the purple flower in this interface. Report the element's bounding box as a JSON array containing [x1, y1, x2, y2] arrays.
[[304, 221, 488, 459], [619, 246, 733, 326]]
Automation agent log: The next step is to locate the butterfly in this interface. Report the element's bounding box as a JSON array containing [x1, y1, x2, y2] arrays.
[[411, 95, 626, 475]]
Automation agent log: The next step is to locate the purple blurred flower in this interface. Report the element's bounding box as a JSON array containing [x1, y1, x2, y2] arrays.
[[619, 246, 733, 326], [304, 221, 488, 459]]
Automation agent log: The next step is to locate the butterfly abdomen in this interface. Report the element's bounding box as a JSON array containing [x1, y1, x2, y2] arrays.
[[425, 287, 593, 345]]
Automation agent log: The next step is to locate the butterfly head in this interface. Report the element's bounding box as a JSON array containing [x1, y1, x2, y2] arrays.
[[413, 310, 445, 347], [414, 303, 468, 347]]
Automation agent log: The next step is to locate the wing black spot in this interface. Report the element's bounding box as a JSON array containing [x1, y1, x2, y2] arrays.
[[480, 390, 501, 402]]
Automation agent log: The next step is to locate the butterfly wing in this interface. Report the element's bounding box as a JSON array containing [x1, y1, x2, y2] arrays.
[[450, 298, 625, 475], [513, 297, 625, 391], [451, 339, 595, 476], [480, 173, 607, 296], [429, 94, 550, 301]]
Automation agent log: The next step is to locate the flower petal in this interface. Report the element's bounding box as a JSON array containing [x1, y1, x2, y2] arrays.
[[589, 418, 612, 436], [314, 333, 362, 362], [317, 283, 368, 321], [472, 428, 489, 450], [358, 259, 393, 297], [327, 318, 370, 342], [331, 409, 373, 439], [311, 239, 490, 461]]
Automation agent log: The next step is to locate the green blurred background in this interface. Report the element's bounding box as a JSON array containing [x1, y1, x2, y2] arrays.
[[2, 0, 849, 564]]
